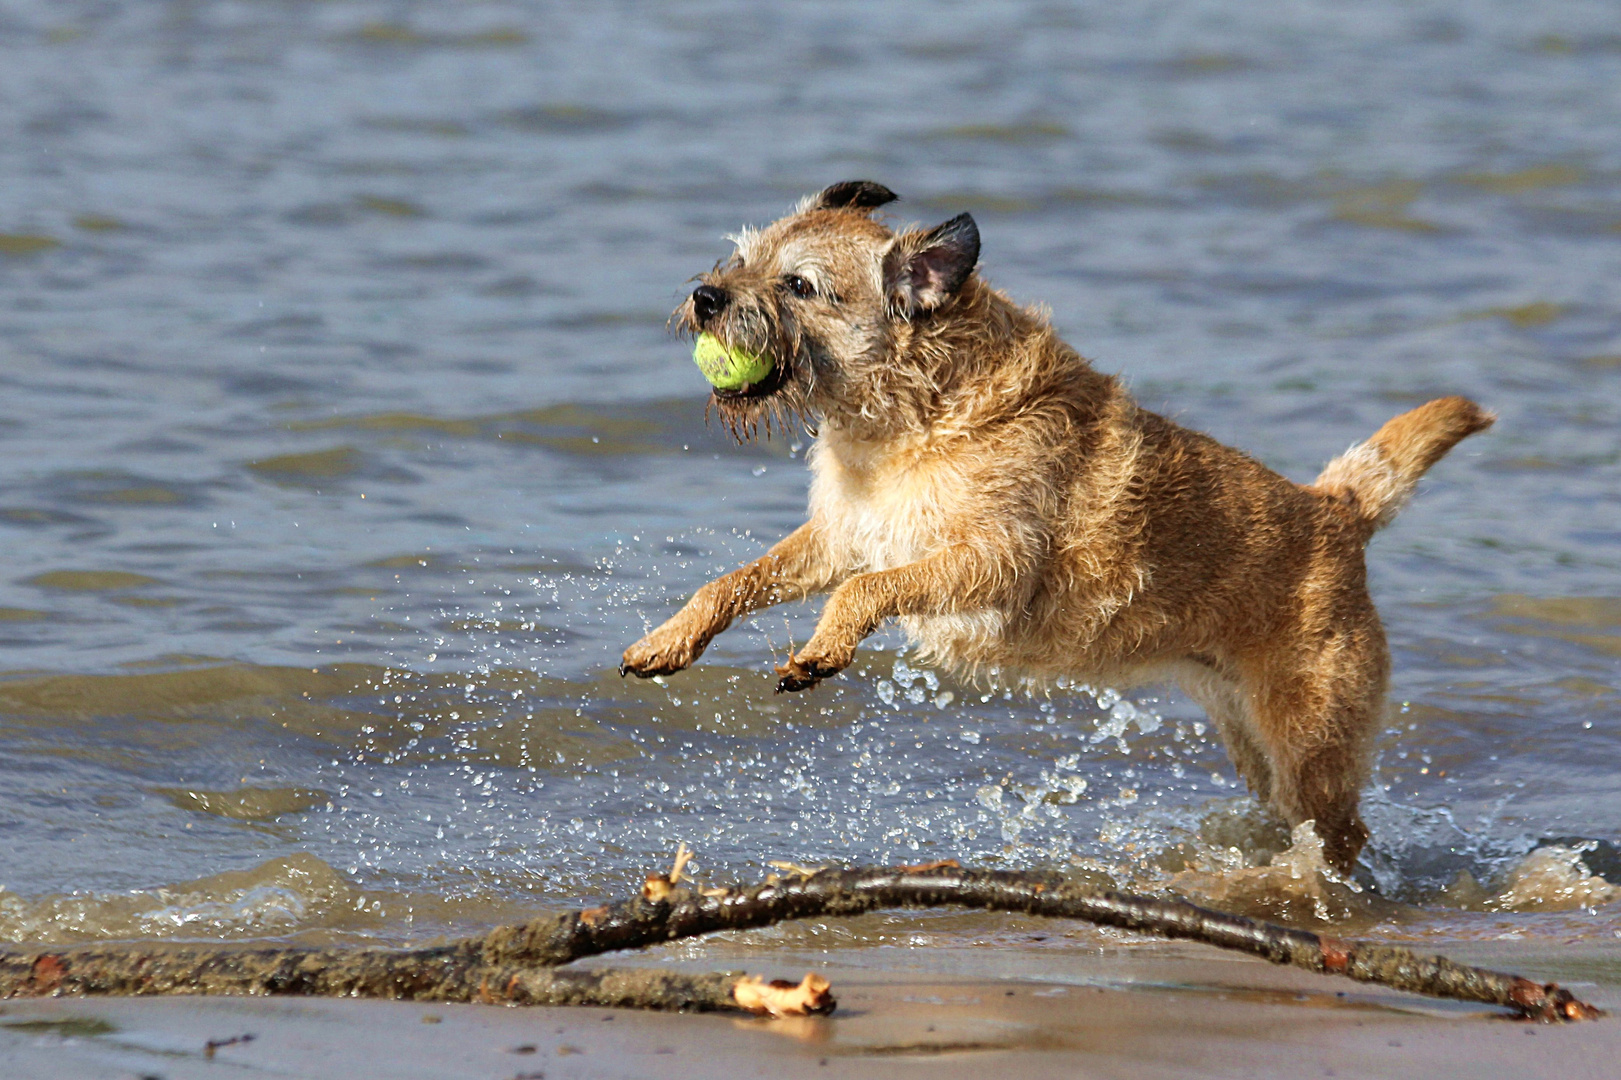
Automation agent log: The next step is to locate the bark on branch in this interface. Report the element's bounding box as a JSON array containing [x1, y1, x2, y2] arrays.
[[0, 861, 1602, 1022]]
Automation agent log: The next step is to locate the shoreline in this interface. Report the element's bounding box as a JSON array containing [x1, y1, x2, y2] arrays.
[[2, 936, 1615, 1079]]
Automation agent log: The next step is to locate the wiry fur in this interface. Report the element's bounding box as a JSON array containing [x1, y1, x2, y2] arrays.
[[623, 183, 1494, 872]]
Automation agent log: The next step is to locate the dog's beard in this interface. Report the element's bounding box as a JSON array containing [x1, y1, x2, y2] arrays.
[[705, 357, 813, 443], [694, 313, 817, 443]]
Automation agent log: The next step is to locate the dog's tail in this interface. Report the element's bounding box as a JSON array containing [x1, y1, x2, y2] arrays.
[[1312, 396, 1494, 535]]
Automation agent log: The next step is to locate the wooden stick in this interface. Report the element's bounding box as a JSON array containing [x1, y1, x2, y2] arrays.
[[0, 862, 1603, 1022]]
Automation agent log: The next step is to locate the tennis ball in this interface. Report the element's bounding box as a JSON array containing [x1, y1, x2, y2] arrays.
[[693, 333, 772, 391]]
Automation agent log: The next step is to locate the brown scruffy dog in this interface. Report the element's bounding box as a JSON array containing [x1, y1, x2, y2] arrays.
[[621, 181, 1492, 872]]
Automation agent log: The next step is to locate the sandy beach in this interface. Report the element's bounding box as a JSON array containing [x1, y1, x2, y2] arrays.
[[3, 934, 1616, 1080]]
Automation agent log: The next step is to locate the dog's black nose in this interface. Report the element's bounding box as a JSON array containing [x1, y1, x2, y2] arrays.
[[691, 284, 727, 324]]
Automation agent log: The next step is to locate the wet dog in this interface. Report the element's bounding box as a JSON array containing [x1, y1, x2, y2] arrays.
[[621, 181, 1492, 872]]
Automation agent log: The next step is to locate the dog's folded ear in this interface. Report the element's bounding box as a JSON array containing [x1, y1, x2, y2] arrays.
[[883, 213, 981, 317], [812, 180, 899, 212]]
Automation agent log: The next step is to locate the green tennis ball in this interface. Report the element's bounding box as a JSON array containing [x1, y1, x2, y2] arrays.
[[693, 333, 773, 391]]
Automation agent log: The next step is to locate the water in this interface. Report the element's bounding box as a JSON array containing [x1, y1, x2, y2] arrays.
[[1, 1, 1618, 948]]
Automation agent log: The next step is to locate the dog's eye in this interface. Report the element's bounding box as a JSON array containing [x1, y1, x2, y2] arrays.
[[783, 274, 816, 299]]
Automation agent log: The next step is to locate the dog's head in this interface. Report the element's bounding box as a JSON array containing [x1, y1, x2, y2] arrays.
[[674, 181, 980, 440]]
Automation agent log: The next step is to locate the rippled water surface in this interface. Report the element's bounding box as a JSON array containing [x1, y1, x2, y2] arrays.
[[2, 1, 1619, 948]]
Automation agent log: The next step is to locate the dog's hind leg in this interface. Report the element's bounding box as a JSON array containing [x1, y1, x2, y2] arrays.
[[1179, 666, 1273, 804], [1238, 616, 1389, 875]]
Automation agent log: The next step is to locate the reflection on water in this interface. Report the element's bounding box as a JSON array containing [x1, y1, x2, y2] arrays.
[[0, 1, 1618, 949]]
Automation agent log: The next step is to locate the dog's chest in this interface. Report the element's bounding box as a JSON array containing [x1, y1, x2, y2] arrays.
[[808, 441, 953, 572]]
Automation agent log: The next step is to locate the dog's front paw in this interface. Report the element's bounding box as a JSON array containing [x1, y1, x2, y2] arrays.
[[621, 626, 706, 678], [773, 643, 852, 694]]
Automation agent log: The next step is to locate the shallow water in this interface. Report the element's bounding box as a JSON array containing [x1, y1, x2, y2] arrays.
[[0, 1, 1618, 948]]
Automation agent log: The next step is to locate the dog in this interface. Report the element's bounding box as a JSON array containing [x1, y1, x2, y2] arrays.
[[620, 180, 1492, 872]]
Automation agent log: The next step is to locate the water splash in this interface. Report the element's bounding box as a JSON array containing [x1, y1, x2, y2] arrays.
[[1449, 844, 1621, 914], [66, 554, 1603, 944], [1164, 820, 1373, 926]]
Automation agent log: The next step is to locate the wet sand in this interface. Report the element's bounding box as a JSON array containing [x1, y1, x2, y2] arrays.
[[2, 937, 1615, 1080]]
